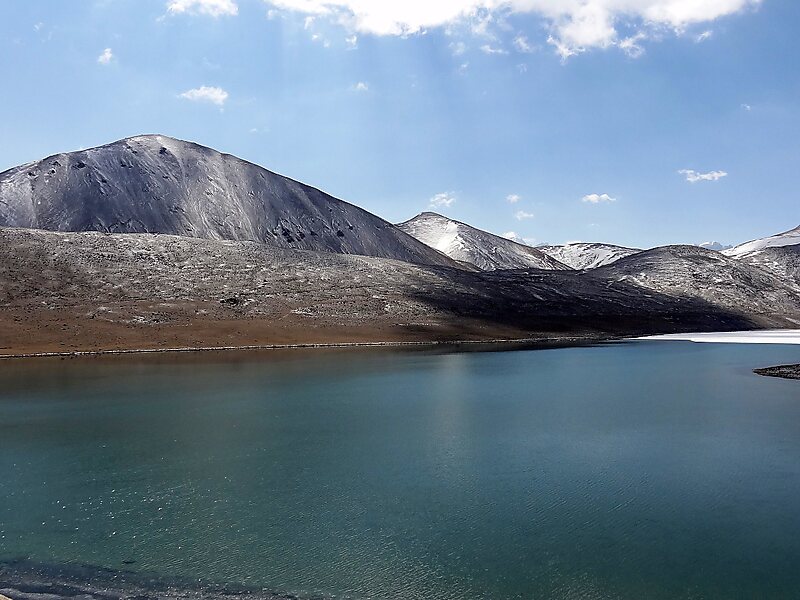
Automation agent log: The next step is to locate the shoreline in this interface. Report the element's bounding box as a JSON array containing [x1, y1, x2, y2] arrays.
[[0, 335, 609, 361]]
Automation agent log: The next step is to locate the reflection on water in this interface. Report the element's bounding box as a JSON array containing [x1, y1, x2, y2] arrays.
[[2, 342, 800, 599]]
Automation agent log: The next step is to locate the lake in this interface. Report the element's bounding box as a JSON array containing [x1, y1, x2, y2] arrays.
[[2, 341, 800, 599]]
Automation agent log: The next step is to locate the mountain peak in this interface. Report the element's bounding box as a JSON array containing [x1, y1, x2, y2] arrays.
[[398, 213, 569, 271], [0, 136, 458, 268]]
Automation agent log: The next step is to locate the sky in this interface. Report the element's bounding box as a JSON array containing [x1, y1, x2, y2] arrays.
[[1, 0, 798, 248]]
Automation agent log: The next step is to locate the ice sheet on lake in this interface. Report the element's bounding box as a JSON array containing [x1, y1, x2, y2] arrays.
[[639, 330, 800, 344]]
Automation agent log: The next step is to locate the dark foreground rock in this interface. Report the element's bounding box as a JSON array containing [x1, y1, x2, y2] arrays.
[[754, 364, 800, 380]]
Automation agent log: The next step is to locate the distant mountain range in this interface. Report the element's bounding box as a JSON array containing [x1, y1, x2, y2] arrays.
[[1, 135, 798, 353]]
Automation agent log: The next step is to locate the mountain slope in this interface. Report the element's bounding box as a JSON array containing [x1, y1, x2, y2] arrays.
[[723, 225, 800, 259], [397, 212, 569, 271], [0, 135, 456, 268], [538, 242, 640, 270], [594, 245, 800, 318], [3, 227, 787, 355], [738, 245, 800, 287]]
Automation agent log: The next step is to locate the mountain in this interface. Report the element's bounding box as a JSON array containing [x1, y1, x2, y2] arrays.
[[723, 225, 800, 259], [538, 242, 640, 270], [0, 135, 456, 268], [737, 246, 800, 287], [2, 227, 784, 355], [397, 212, 569, 271], [698, 241, 732, 251], [594, 245, 800, 318]]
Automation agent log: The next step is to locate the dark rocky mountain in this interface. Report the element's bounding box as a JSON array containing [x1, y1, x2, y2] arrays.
[[0, 135, 456, 268], [737, 245, 800, 287], [397, 212, 569, 271]]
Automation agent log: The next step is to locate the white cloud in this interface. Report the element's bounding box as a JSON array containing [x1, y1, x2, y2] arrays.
[[33, 22, 44, 31], [167, 0, 238, 17], [741, 103, 752, 111], [513, 34, 534, 53], [345, 34, 359, 48], [480, 44, 508, 54], [679, 169, 728, 183], [582, 193, 616, 204], [695, 29, 713, 42], [179, 85, 229, 105], [262, 0, 761, 58], [351, 81, 369, 91], [506, 193, 521, 203], [97, 48, 114, 65], [514, 210, 534, 220], [429, 192, 457, 209]]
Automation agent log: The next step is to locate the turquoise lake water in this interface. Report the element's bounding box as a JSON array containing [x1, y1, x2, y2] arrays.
[[2, 341, 800, 599]]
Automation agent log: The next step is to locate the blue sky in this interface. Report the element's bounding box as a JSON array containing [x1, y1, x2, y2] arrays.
[[1, 0, 797, 248]]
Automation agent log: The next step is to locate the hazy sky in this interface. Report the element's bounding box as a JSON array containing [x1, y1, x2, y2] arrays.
[[1, 0, 797, 247]]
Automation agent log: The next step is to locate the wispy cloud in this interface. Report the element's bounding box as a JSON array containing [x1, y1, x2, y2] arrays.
[[513, 35, 534, 53], [582, 193, 616, 204], [514, 210, 534, 220], [450, 41, 467, 56], [429, 192, 457, 209], [506, 194, 521, 204], [480, 44, 508, 55], [619, 32, 647, 58], [351, 81, 369, 92], [679, 169, 728, 183], [97, 48, 114, 65], [167, 0, 238, 17], [695, 30, 713, 42], [179, 85, 229, 106]]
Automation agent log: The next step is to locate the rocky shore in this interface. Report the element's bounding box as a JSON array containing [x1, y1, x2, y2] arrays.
[[0, 560, 295, 600], [754, 364, 800, 380]]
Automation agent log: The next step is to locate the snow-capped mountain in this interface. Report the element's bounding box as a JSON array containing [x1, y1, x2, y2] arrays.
[[698, 241, 733, 251], [723, 225, 800, 259], [0, 135, 456, 268], [397, 212, 569, 271], [538, 243, 640, 270]]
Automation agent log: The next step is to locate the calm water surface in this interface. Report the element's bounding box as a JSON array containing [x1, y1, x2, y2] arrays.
[[2, 341, 800, 599]]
